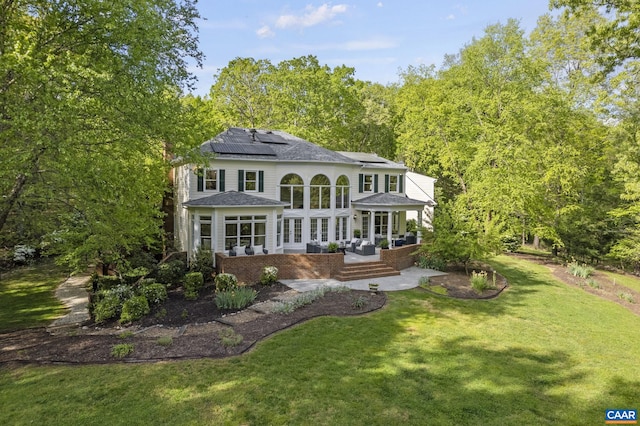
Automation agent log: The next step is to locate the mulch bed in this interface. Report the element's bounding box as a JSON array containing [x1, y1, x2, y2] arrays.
[[0, 283, 387, 365], [4, 253, 637, 366]]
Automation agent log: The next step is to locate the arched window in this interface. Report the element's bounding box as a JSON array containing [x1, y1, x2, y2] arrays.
[[280, 173, 304, 209], [336, 175, 350, 209], [310, 174, 330, 209]]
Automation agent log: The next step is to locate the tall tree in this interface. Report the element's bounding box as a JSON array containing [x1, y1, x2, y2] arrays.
[[0, 0, 202, 269]]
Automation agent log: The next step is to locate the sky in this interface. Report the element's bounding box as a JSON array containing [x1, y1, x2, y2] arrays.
[[189, 1, 555, 96]]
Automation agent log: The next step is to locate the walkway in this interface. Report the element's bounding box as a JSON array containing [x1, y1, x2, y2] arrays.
[[281, 267, 446, 292], [48, 274, 92, 330]]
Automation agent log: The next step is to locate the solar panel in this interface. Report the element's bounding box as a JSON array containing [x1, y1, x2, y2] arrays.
[[256, 132, 288, 144], [210, 143, 276, 156]]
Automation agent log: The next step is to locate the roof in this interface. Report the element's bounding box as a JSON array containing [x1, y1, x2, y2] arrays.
[[199, 128, 360, 164], [337, 151, 406, 169], [183, 191, 289, 208], [352, 193, 429, 211]]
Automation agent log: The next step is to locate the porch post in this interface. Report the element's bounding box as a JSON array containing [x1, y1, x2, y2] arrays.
[[417, 209, 423, 243], [386, 211, 392, 246]]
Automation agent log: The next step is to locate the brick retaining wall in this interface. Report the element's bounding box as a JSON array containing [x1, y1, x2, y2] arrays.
[[380, 244, 420, 270], [215, 245, 420, 284], [215, 253, 345, 284]]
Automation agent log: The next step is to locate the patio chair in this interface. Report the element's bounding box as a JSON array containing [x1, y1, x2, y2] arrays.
[[355, 241, 375, 256]]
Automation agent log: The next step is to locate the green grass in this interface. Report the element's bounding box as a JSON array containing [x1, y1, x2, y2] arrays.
[[602, 270, 640, 293], [1, 255, 640, 425], [0, 260, 69, 332]]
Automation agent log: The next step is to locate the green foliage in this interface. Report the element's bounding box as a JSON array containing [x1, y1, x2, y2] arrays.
[[120, 296, 150, 323], [183, 272, 204, 300], [567, 261, 594, 278], [501, 235, 521, 253], [218, 328, 243, 347], [272, 287, 329, 314], [327, 242, 339, 253], [93, 292, 121, 323], [470, 271, 490, 293], [416, 254, 447, 271], [215, 273, 238, 292], [259, 266, 278, 286], [215, 288, 257, 310], [406, 219, 418, 233], [93, 275, 123, 291], [118, 331, 134, 339], [351, 296, 369, 309], [586, 278, 601, 289], [111, 343, 134, 359], [122, 267, 150, 285], [0, 1, 203, 270], [378, 239, 390, 249], [156, 260, 186, 286], [189, 249, 214, 282], [617, 292, 635, 303], [139, 282, 167, 305], [156, 336, 173, 347]]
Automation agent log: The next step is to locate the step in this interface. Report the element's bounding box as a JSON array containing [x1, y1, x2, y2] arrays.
[[335, 261, 400, 281], [334, 269, 400, 282]]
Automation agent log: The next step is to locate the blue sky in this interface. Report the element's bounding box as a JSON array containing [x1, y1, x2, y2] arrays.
[[190, 1, 554, 96]]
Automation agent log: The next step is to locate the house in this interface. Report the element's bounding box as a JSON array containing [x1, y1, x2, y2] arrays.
[[404, 171, 437, 229], [174, 127, 435, 261]]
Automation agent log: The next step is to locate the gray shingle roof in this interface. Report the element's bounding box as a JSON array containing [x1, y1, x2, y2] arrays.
[[199, 128, 360, 164], [183, 191, 289, 207], [352, 193, 427, 207]]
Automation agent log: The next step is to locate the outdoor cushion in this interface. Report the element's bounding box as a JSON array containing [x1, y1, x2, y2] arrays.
[[233, 245, 246, 256], [253, 244, 264, 255]]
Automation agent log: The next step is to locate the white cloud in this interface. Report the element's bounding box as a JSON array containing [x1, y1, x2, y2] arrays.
[[256, 25, 275, 38], [446, 14, 455, 20], [276, 4, 348, 29], [377, 2, 383, 7]]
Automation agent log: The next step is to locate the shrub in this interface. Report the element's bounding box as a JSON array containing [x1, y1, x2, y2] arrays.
[[470, 270, 489, 293], [13, 245, 36, 264], [327, 242, 339, 253], [94, 275, 123, 291], [126, 251, 158, 274], [379, 239, 389, 249], [120, 295, 150, 323], [189, 249, 215, 282], [351, 295, 368, 309], [416, 254, 447, 271], [122, 267, 150, 285], [618, 292, 635, 303], [586, 278, 600, 289], [501, 234, 521, 253], [218, 328, 243, 347], [215, 287, 257, 310], [567, 261, 594, 278], [111, 343, 134, 358], [156, 259, 186, 285], [118, 331, 134, 339], [272, 286, 328, 314], [183, 272, 204, 300], [139, 282, 167, 305], [94, 292, 121, 323], [157, 336, 173, 347], [215, 273, 238, 292], [260, 266, 278, 286]]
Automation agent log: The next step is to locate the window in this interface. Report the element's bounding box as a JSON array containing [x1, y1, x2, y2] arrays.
[[196, 168, 225, 192], [277, 215, 283, 247], [205, 170, 217, 190], [335, 216, 348, 241], [385, 174, 402, 193], [280, 174, 304, 209], [310, 218, 329, 242], [245, 171, 257, 191], [310, 174, 330, 209], [362, 214, 369, 239], [224, 215, 266, 249], [388, 175, 398, 192], [336, 175, 350, 209], [199, 215, 212, 250], [238, 170, 263, 192], [363, 174, 373, 192]]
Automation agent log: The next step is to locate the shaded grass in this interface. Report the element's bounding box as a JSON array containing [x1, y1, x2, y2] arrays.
[[1, 255, 639, 425], [0, 260, 69, 332]]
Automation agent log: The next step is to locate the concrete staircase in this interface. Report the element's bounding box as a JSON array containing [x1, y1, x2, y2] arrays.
[[334, 261, 400, 282]]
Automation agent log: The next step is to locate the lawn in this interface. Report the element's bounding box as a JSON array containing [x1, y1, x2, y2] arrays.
[[0, 260, 69, 332], [1, 255, 639, 425]]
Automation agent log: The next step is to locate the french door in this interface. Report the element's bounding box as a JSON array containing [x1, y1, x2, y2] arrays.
[[283, 218, 303, 250]]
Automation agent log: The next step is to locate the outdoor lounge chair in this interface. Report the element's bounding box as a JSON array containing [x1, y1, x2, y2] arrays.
[[355, 241, 375, 256]]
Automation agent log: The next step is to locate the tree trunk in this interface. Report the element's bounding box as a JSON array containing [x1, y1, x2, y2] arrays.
[[533, 235, 540, 250], [0, 173, 27, 234]]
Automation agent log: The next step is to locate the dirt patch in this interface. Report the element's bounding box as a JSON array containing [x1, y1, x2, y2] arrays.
[[0, 283, 386, 365], [422, 267, 508, 299]]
